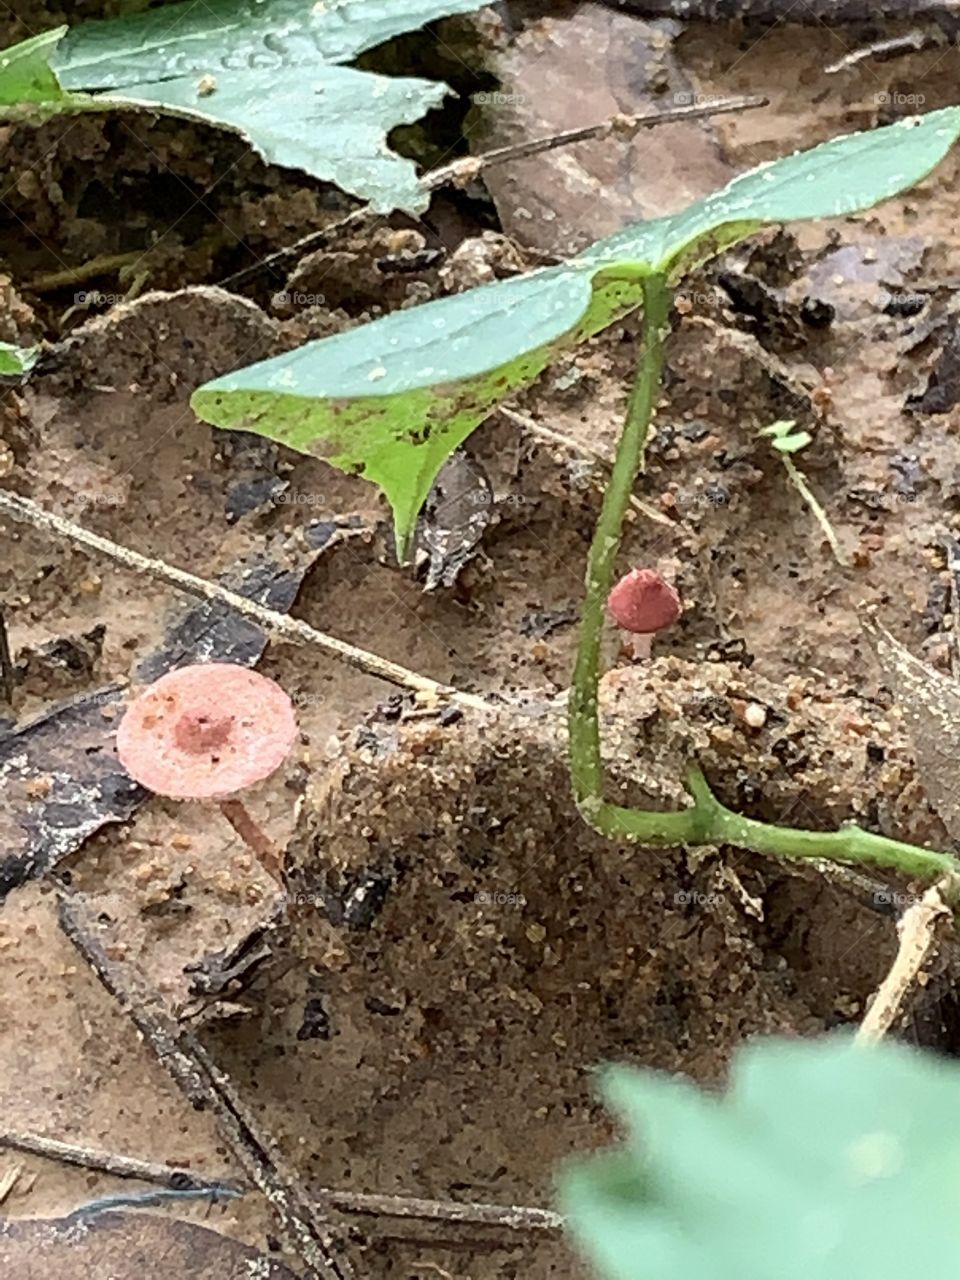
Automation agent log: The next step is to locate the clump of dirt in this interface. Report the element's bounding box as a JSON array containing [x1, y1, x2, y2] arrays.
[[173, 656, 949, 1276]]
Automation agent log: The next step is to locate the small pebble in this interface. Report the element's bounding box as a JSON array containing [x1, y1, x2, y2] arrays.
[[744, 702, 767, 730]]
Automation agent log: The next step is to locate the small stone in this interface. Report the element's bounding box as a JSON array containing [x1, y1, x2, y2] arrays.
[[170, 833, 193, 851], [744, 703, 767, 729]]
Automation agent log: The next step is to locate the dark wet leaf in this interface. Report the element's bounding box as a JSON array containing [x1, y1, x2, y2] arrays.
[[0, 1212, 295, 1279], [417, 451, 493, 591], [905, 316, 960, 414]]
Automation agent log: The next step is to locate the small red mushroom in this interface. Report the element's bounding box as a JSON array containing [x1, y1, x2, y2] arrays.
[[607, 568, 682, 660], [116, 663, 297, 885]]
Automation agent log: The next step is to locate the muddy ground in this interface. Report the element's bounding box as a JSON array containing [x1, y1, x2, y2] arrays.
[[3, 3, 960, 1278]]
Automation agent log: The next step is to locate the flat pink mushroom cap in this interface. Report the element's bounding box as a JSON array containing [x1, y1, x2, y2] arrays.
[[608, 568, 682, 634], [116, 663, 297, 800]]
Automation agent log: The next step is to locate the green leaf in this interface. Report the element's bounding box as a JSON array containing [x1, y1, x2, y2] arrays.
[[0, 1, 488, 211], [0, 27, 74, 113], [192, 109, 960, 557], [560, 1036, 960, 1280], [0, 341, 40, 376], [758, 419, 796, 438], [772, 431, 813, 453]]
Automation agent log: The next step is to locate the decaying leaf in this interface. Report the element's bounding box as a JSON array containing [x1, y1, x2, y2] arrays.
[[416, 450, 493, 590], [0, 1212, 295, 1279], [474, 4, 733, 257], [862, 613, 960, 841]]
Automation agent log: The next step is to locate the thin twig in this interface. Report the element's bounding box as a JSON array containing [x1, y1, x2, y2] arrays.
[[825, 29, 942, 72], [221, 95, 769, 290], [315, 1189, 561, 1235], [0, 1127, 562, 1236], [0, 1130, 243, 1193], [25, 251, 144, 294], [57, 891, 353, 1280], [0, 610, 14, 706], [498, 407, 675, 529], [0, 489, 490, 712], [856, 876, 957, 1044], [779, 454, 846, 567], [424, 95, 769, 190]]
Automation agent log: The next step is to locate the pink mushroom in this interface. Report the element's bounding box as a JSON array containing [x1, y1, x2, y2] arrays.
[[116, 663, 297, 885], [607, 568, 682, 660]]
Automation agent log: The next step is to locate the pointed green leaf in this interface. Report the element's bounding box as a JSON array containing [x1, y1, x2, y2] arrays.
[[560, 1036, 960, 1280], [192, 109, 960, 556], [0, 1, 488, 211]]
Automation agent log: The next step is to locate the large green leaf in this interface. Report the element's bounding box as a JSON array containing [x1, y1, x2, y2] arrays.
[[560, 1036, 960, 1280], [192, 109, 960, 557], [0, 1, 487, 211]]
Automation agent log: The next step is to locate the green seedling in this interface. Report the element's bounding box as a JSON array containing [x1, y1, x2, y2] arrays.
[[560, 1034, 960, 1280], [759, 419, 844, 565], [193, 109, 960, 884]]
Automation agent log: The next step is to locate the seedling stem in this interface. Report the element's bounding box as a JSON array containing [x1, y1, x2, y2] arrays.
[[568, 274, 959, 885]]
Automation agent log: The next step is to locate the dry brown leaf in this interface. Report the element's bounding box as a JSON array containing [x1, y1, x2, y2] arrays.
[[862, 613, 960, 841]]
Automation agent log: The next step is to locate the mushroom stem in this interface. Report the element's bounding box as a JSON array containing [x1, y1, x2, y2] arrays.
[[218, 798, 285, 886], [625, 632, 653, 661]]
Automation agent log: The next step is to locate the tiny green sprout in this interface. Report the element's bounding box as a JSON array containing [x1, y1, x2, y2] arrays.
[[759, 418, 814, 453], [758, 418, 844, 565]]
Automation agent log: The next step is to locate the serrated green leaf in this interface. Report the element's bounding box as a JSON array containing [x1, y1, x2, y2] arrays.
[[0, 341, 40, 376], [560, 1036, 960, 1280], [0, 1, 487, 211], [192, 109, 960, 557]]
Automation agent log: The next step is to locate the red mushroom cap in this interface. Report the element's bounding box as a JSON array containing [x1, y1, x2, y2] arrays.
[[116, 663, 297, 800], [607, 568, 681, 634]]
